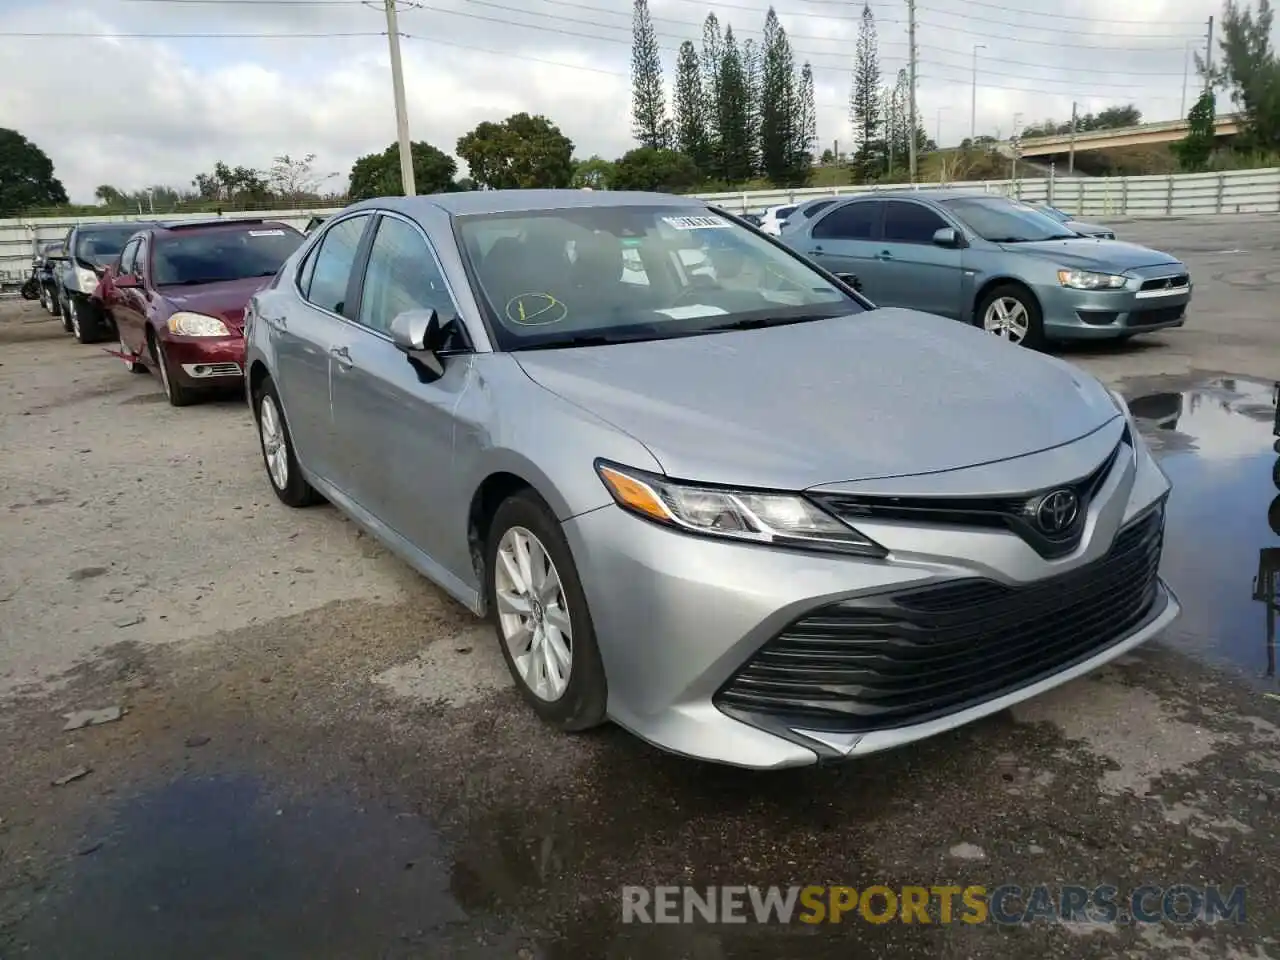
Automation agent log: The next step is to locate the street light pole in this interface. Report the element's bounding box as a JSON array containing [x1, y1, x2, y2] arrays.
[[384, 0, 416, 196], [970, 44, 985, 141]]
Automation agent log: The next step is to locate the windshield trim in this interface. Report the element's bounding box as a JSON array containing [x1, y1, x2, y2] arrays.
[[450, 203, 872, 354]]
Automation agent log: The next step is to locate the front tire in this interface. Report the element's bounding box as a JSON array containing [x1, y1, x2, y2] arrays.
[[485, 491, 607, 731], [152, 335, 199, 407], [59, 290, 73, 332], [254, 378, 321, 507], [976, 283, 1045, 350], [120, 333, 147, 374]]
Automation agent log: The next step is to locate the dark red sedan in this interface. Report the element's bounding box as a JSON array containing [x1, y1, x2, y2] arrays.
[[101, 219, 305, 406]]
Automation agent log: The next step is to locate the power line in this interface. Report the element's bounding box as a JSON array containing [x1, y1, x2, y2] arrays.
[[919, 6, 1200, 40], [917, 0, 1203, 27], [0, 30, 385, 37], [915, 18, 1197, 49]]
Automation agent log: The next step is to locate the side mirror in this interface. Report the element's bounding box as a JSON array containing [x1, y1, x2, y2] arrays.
[[390, 308, 449, 379], [932, 227, 961, 248], [114, 273, 139, 289], [835, 272, 863, 292]]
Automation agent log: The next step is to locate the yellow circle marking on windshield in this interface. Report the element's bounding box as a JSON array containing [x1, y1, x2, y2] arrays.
[[506, 293, 568, 326]]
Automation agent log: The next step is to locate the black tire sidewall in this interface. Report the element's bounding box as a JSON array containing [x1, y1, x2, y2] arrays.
[[255, 379, 317, 507], [978, 283, 1046, 350], [485, 491, 607, 731]]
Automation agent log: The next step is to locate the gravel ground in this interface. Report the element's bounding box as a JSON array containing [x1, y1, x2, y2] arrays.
[[1, 215, 1279, 959]]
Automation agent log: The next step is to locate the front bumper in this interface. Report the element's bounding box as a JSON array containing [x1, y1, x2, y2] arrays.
[[1036, 276, 1191, 340], [164, 335, 245, 386], [563, 427, 1178, 769]]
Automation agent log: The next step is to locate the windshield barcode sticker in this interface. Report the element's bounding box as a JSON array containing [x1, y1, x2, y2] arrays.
[[249, 229, 286, 237], [663, 216, 732, 230]]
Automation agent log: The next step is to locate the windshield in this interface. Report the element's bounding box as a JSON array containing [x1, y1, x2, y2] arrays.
[[456, 205, 863, 350], [942, 197, 1078, 243], [152, 226, 305, 286], [75, 228, 141, 266], [1037, 205, 1071, 223]]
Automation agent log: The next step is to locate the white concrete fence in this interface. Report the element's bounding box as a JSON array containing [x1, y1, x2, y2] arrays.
[[4, 166, 1278, 290]]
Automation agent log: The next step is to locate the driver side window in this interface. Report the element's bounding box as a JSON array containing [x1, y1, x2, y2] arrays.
[[357, 216, 458, 335], [118, 240, 140, 277]]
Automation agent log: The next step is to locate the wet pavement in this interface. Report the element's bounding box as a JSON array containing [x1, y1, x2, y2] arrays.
[[4, 280, 1280, 958]]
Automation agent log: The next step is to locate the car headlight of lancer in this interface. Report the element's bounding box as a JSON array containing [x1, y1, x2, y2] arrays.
[[595, 461, 886, 557], [168, 312, 231, 337], [1057, 268, 1128, 290]]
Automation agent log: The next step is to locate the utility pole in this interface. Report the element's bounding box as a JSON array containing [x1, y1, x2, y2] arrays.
[[907, 0, 918, 180], [936, 107, 943, 147], [1180, 41, 1194, 116], [384, 0, 416, 196], [1068, 101, 1078, 175], [970, 43, 985, 141], [1010, 112, 1022, 183], [887, 99, 896, 177], [1204, 15, 1215, 95]]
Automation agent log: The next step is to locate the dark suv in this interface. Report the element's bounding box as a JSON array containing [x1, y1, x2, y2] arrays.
[[59, 221, 160, 342]]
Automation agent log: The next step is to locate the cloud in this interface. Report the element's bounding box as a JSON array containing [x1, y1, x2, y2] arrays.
[[0, 0, 1219, 202]]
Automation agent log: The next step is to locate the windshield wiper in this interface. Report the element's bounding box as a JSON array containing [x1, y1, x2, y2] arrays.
[[163, 278, 229, 287], [513, 333, 662, 351], [703, 313, 835, 333]]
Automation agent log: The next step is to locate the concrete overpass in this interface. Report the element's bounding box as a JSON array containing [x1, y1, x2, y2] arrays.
[[1018, 114, 1242, 157]]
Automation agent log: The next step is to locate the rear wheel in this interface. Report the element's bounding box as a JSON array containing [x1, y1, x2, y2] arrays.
[[59, 290, 73, 332], [254, 377, 321, 507]]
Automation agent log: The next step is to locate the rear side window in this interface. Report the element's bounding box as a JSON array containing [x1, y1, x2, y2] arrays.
[[802, 200, 837, 219], [775, 205, 797, 219], [812, 202, 879, 240], [883, 201, 949, 244], [302, 215, 371, 316]]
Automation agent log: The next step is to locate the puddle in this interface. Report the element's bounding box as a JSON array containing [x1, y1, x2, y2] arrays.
[[1128, 376, 1280, 684], [11, 774, 474, 957]]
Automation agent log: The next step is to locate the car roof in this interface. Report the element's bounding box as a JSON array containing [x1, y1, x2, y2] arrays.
[[73, 220, 161, 235], [346, 189, 701, 218], [831, 189, 1009, 203], [145, 218, 299, 237]]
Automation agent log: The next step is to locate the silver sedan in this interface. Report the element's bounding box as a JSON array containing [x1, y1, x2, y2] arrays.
[[243, 190, 1179, 769]]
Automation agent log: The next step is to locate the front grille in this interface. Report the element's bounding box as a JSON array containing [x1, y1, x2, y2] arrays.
[[715, 506, 1164, 734], [1128, 305, 1186, 326], [1139, 274, 1189, 291], [810, 433, 1126, 560]]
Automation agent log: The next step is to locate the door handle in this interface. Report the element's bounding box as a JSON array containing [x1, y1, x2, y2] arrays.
[[810, 245, 824, 254], [876, 250, 893, 260], [330, 345, 352, 369]]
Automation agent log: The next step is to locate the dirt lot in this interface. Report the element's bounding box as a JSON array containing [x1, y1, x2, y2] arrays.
[[2, 215, 1279, 959]]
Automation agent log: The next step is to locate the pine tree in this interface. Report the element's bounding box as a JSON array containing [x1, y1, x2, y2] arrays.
[[849, 3, 882, 179], [742, 38, 763, 177], [760, 7, 798, 184], [674, 40, 712, 173], [631, 0, 668, 149], [791, 61, 817, 182], [717, 26, 754, 183], [700, 13, 725, 163]]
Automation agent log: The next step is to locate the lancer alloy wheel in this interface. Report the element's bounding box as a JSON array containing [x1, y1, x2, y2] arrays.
[[977, 283, 1045, 350], [495, 525, 574, 701]]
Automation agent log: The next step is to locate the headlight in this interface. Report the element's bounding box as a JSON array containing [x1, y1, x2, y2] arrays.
[[168, 311, 230, 337], [1058, 269, 1127, 290], [74, 266, 98, 290], [594, 461, 885, 557]]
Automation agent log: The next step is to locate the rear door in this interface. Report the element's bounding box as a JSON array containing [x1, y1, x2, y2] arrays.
[[873, 200, 965, 318], [794, 200, 883, 290], [330, 212, 473, 578], [111, 239, 146, 353], [273, 212, 376, 486]]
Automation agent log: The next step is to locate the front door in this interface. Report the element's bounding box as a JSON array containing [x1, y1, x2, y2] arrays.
[[110, 238, 147, 353], [330, 213, 471, 578], [873, 200, 966, 319], [797, 200, 884, 295]]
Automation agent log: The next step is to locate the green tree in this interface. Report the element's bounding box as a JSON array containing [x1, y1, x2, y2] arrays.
[[630, 0, 669, 148], [742, 37, 763, 177], [674, 40, 712, 172], [700, 14, 725, 163], [94, 184, 125, 206], [457, 113, 575, 189], [759, 8, 798, 184], [849, 3, 882, 178], [268, 153, 337, 201], [612, 147, 701, 191], [192, 162, 270, 206], [347, 141, 457, 199], [793, 62, 817, 183], [0, 129, 68, 212], [1210, 0, 1280, 149], [1175, 90, 1218, 170], [715, 26, 754, 183], [572, 155, 616, 188]]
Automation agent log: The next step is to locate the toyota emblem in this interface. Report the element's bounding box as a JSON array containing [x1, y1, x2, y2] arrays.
[[1035, 489, 1079, 535]]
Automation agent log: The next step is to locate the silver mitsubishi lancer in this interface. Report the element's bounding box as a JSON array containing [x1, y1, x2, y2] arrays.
[[242, 189, 1180, 769]]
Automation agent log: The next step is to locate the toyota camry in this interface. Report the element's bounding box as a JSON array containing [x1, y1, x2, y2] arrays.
[[242, 190, 1180, 769]]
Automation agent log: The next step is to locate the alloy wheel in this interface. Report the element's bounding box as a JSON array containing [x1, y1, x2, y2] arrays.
[[68, 300, 80, 338], [258, 395, 290, 491], [982, 296, 1030, 343], [494, 525, 573, 701]]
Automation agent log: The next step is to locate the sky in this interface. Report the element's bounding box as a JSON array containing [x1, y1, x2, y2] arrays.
[[0, 0, 1225, 203]]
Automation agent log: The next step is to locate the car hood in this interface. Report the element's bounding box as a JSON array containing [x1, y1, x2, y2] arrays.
[[157, 276, 274, 331], [998, 237, 1176, 271], [514, 309, 1120, 491]]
